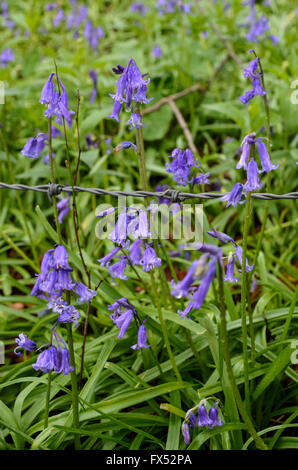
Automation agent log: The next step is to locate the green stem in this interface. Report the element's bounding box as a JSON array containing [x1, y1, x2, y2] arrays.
[[241, 191, 252, 413], [66, 323, 81, 450], [48, 118, 62, 244], [280, 284, 298, 344], [218, 264, 268, 450], [44, 372, 52, 429]]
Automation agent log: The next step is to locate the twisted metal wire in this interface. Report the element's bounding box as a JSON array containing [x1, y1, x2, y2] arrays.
[[0, 182, 297, 203]]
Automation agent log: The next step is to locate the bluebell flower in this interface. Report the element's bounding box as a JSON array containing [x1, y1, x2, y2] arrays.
[[244, 158, 263, 191], [197, 404, 211, 427], [111, 308, 134, 339], [125, 112, 143, 130], [152, 45, 162, 58], [256, 140, 279, 173], [57, 303, 80, 327], [185, 410, 197, 429], [224, 254, 240, 283], [131, 2, 148, 16], [84, 20, 104, 51], [0, 48, 14, 67], [171, 255, 209, 299], [107, 258, 129, 280], [140, 246, 161, 272], [53, 245, 72, 271], [73, 282, 97, 304], [235, 245, 254, 272], [208, 406, 224, 429], [131, 321, 150, 350], [236, 133, 256, 170], [239, 55, 266, 105], [53, 8, 65, 27], [193, 172, 210, 185], [165, 148, 199, 186], [129, 239, 143, 265], [98, 247, 121, 266], [109, 210, 129, 247], [45, 3, 59, 11], [32, 346, 57, 373], [40, 73, 75, 128], [177, 301, 194, 320], [207, 228, 235, 245], [109, 58, 151, 121], [114, 141, 137, 153], [182, 422, 191, 446], [14, 333, 36, 356], [221, 183, 246, 207], [57, 197, 70, 224], [128, 209, 151, 239], [192, 260, 217, 310]]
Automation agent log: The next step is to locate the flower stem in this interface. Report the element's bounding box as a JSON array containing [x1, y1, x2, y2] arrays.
[[44, 372, 52, 429], [66, 322, 81, 450], [241, 191, 252, 414], [218, 264, 268, 450]]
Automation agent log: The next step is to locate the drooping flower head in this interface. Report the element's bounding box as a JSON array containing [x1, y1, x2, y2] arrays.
[[14, 333, 36, 356], [165, 148, 199, 186], [221, 183, 246, 208]]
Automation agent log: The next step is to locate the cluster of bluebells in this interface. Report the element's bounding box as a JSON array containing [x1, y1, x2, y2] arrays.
[[1, 1, 15, 31], [108, 58, 152, 124], [207, 227, 254, 281], [14, 245, 97, 375], [165, 148, 199, 186], [0, 48, 14, 67], [21, 73, 74, 163], [242, 0, 279, 44], [182, 402, 224, 446], [131, 2, 148, 17], [221, 129, 279, 207], [108, 298, 150, 350], [97, 207, 162, 281], [239, 54, 266, 105], [170, 244, 222, 320], [45, 2, 104, 50], [156, 0, 192, 15]]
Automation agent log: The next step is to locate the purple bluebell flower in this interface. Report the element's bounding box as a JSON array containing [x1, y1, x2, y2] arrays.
[[129, 239, 143, 265], [224, 254, 240, 283], [21, 136, 45, 159], [53, 245, 72, 271], [43, 153, 55, 165], [54, 346, 74, 375], [107, 257, 129, 280], [110, 307, 134, 339], [152, 45, 162, 58], [45, 3, 58, 11], [246, 16, 269, 42], [235, 245, 254, 272], [32, 346, 57, 373], [207, 228, 235, 245], [1, 1, 9, 17], [244, 158, 263, 191], [166, 148, 199, 186], [73, 282, 97, 304], [182, 422, 191, 446], [192, 260, 217, 310], [239, 55, 266, 105], [40, 73, 75, 128], [128, 209, 151, 239], [109, 58, 151, 121], [269, 34, 280, 44], [109, 210, 129, 247], [53, 8, 65, 27], [98, 247, 121, 266], [185, 410, 197, 429], [114, 141, 137, 153], [193, 172, 210, 185], [0, 48, 14, 67], [131, 321, 150, 349], [85, 133, 98, 149], [57, 197, 70, 224], [140, 246, 161, 272], [221, 183, 246, 207], [171, 256, 209, 298], [237, 133, 256, 170], [84, 20, 104, 52], [208, 406, 224, 429], [57, 303, 80, 327], [177, 301, 194, 320], [197, 404, 211, 427], [14, 333, 36, 356], [125, 112, 142, 130], [131, 2, 148, 16], [256, 140, 279, 173]]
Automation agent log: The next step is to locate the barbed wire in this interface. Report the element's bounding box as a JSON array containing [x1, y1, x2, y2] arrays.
[[0, 182, 297, 203]]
